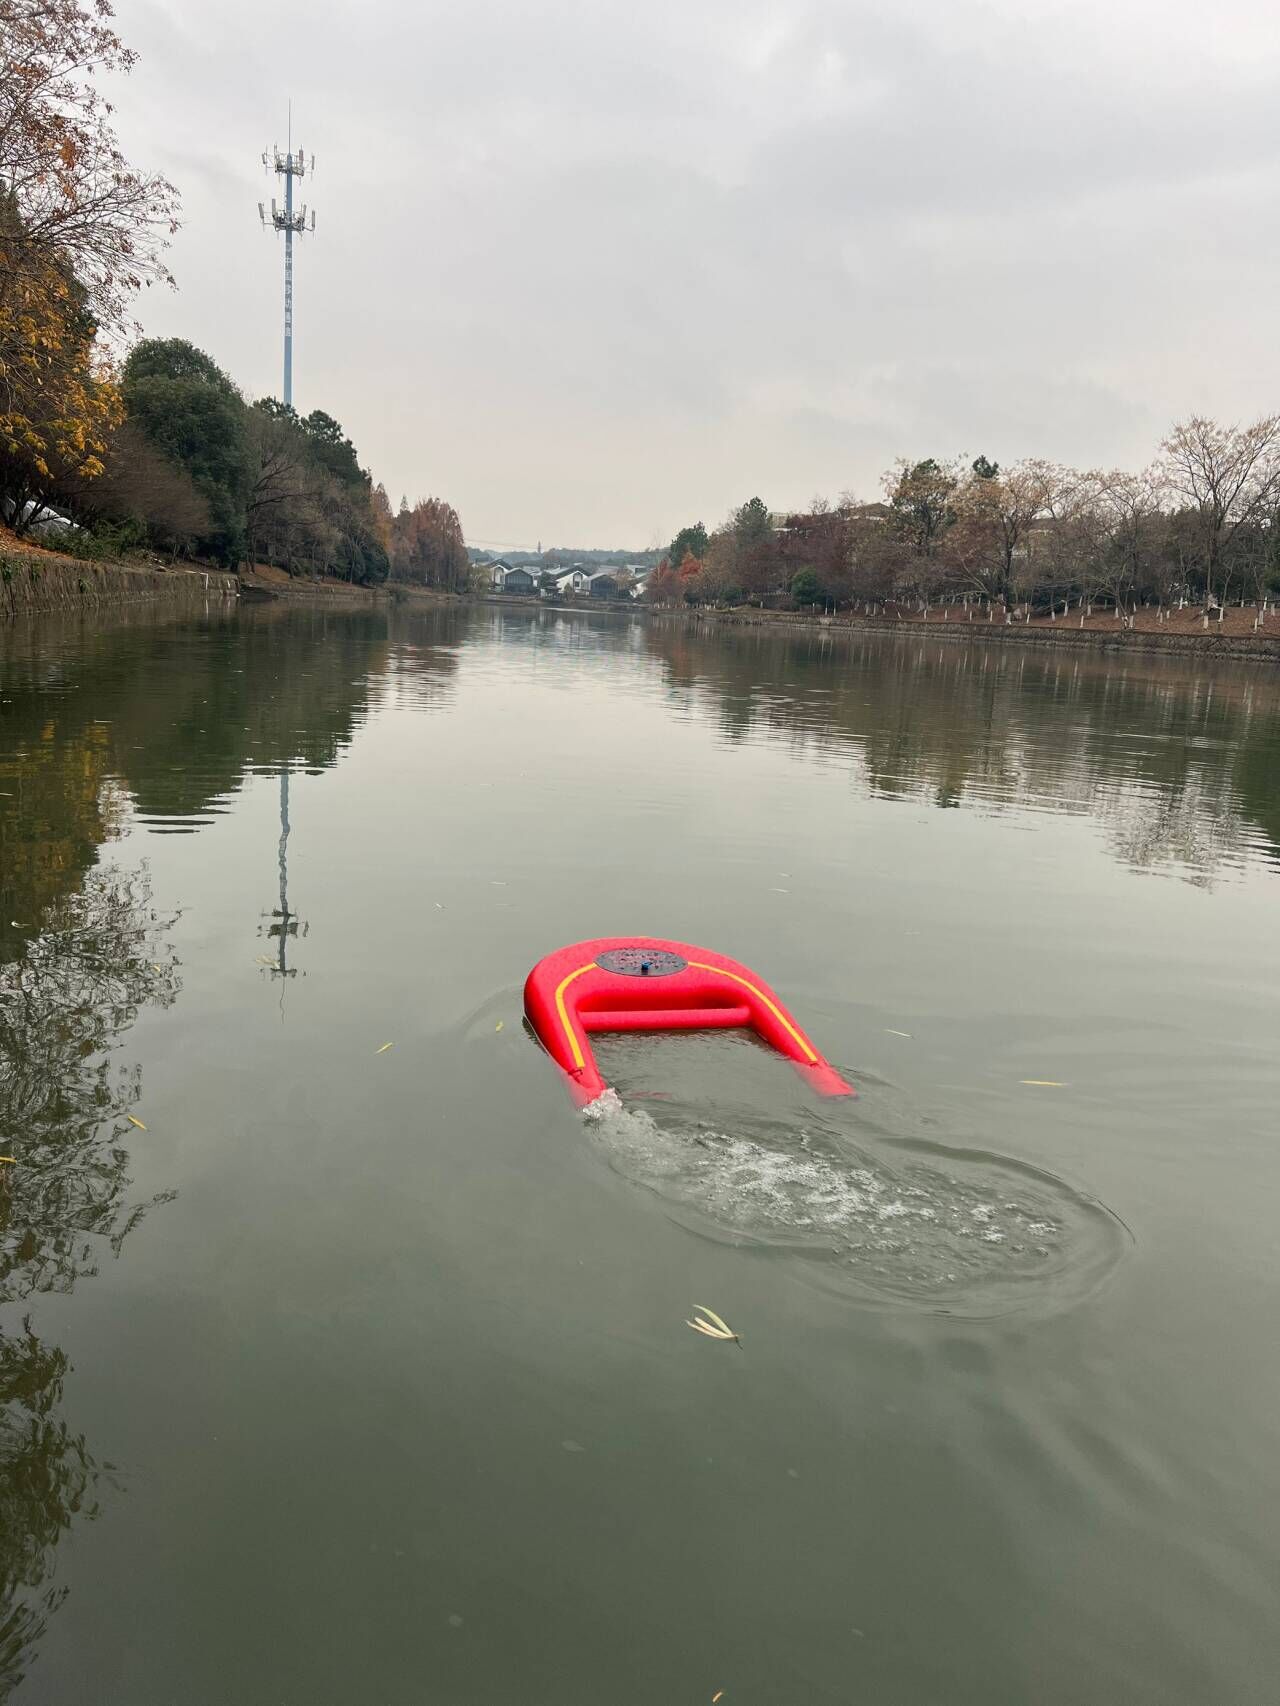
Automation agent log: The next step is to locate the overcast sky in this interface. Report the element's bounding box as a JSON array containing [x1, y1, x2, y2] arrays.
[[112, 0, 1280, 549]]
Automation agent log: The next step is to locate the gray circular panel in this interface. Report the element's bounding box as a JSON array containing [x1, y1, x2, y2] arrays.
[[596, 947, 688, 978]]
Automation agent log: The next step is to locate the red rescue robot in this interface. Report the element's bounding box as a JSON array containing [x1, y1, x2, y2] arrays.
[[525, 936, 855, 1107]]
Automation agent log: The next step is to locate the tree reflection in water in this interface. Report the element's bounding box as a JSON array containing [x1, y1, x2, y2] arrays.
[[0, 1325, 98, 1696], [639, 621, 1280, 883], [0, 862, 179, 1694]]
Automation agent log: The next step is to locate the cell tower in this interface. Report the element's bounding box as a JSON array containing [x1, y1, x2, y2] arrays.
[[258, 104, 315, 409]]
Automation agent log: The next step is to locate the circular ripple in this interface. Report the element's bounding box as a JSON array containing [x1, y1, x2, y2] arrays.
[[583, 1096, 1128, 1318]]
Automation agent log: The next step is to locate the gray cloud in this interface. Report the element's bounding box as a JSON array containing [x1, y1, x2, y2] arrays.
[[113, 0, 1280, 546]]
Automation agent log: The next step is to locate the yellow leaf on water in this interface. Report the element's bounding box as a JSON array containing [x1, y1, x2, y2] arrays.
[[376, 1042, 394, 1055], [0, 1157, 15, 1165], [694, 1305, 736, 1338], [127, 1115, 147, 1130], [1021, 1080, 1066, 1087], [688, 1317, 735, 1341], [713, 1693, 725, 1703], [495, 1021, 504, 1032]]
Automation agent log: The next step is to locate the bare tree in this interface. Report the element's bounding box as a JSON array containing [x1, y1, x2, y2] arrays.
[[1029, 470, 1104, 623], [946, 460, 1068, 616], [1095, 468, 1166, 625], [1157, 416, 1280, 612], [1234, 507, 1279, 627]]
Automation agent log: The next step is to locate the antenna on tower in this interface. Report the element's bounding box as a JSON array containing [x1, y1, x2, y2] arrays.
[[258, 105, 317, 410]]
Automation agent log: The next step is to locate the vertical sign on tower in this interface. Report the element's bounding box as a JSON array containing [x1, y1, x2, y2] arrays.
[[258, 105, 316, 408]]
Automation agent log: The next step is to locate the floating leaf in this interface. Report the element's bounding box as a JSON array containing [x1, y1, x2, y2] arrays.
[[376, 1042, 394, 1055], [0, 1157, 15, 1165], [687, 1305, 742, 1346], [713, 1693, 724, 1703], [885, 1028, 912, 1038], [127, 1115, 147, 1130], [1021, 1080, 1066, 1087], [694, 1304, 736, 1337], [495, 1021, 504, 1032]]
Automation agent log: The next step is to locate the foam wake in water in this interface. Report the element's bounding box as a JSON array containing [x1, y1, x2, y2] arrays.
[[583, 1090, 1126, 1316]]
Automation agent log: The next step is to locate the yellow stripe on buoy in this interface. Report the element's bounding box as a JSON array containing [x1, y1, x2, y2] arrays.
[[688, 962, 818, 1063], [554, 962, 597, 1071]]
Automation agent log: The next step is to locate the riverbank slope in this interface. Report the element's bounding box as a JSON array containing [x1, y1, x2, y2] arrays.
[[0, 527, 238, 618], [0, 531, 409, 619]]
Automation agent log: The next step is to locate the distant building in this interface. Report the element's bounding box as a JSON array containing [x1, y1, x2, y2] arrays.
[[585, 571, 621, 598], [491, 562, 538, 594], [547, 567, 589, 596]]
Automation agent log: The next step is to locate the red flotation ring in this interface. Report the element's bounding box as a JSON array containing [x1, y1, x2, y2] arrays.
[[524, 936, 855, 1107]]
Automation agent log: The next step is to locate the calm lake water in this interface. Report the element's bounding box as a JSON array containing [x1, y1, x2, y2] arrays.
[[1, 602, 1278, 1705]]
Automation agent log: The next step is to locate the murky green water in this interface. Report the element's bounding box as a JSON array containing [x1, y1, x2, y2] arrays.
[[1, 603, 1278, 1705]]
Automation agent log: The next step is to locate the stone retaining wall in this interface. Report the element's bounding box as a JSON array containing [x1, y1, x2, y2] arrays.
[[0, 550, 236, 619]]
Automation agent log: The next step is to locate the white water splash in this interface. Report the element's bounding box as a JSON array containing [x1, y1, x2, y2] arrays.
[[583, 1098, 1124, 1315]]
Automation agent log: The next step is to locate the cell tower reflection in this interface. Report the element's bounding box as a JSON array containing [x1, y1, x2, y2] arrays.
[[260, 766, 307, 979]]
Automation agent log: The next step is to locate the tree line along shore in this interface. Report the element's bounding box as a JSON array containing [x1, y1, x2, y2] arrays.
[[3, 2, 1278, 655], [645, 432, 1280, 640], [5, 522, 1280, 667]]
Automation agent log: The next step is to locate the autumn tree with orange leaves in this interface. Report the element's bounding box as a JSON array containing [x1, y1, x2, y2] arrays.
[[391, 498, 469, 591], [0, 0, 179, 527], [0, 189, 122, 523]]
